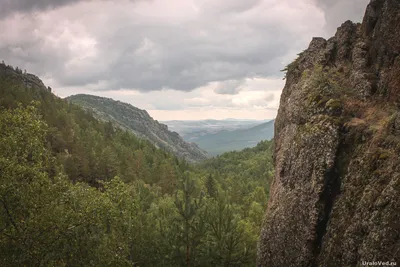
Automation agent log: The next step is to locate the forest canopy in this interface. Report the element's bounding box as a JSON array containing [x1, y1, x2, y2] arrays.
[[0, 68, 274, 266]]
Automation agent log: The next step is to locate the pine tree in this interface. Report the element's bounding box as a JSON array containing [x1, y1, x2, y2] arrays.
[[174, 175, 206, 266], [205, 174, 217, 198], [203, 193, 251, 266]]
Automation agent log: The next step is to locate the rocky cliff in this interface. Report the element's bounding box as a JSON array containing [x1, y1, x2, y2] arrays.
[[0, 63, 51, 92], [258, 0, 400, 266], [67, 94, 209, 162]]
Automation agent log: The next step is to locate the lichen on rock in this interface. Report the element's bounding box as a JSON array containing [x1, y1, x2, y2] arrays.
[[258, 0, 400, 266]]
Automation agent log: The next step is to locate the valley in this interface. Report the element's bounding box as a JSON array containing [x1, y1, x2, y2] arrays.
[[0, 63, 273, 266], [1, 0, 398, 266], [163, 119, 274, 155]]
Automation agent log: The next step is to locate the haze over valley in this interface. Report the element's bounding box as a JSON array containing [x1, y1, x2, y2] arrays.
[[2, 1, 398, 267], [162, 119, 275, 155]]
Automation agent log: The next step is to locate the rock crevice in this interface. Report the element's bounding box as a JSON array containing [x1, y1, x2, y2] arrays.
[[258, 0, 400, 266]]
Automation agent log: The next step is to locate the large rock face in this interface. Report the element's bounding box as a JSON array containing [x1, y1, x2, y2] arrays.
[[0, 63, 50, 91], [67, 94, 209, 162], [258, 0, 400, 266]]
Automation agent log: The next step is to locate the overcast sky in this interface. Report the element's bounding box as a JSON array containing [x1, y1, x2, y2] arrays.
[[0, 0, 369, 120]]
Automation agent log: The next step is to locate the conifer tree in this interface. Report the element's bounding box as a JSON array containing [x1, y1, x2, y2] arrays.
[[174, 175, 206, 266], [205, 174, 217, 198]]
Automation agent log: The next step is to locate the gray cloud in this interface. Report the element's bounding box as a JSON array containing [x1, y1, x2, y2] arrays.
[[315, 0, 370, 34], [0, 0, 370, 95], [0, 0, 83, 16], [214, 80, 245, 95]]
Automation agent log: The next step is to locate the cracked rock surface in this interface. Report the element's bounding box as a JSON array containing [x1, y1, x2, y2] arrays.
[[258, 1, 400, 266]]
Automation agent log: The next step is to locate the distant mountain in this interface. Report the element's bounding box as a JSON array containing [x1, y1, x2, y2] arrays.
[[162, 119, 269, 142], [66, 94, 209, 162], [191, 120, 275, 156]]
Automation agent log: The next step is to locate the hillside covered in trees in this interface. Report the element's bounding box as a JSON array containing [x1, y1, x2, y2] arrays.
[[66, 94, 209, 163], [0, 63, 274, 266]]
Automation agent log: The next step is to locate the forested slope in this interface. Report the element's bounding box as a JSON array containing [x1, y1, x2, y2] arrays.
[[67, 94, 208, 163], [0, 62, 274, 266], [0, 63, 185, 190]]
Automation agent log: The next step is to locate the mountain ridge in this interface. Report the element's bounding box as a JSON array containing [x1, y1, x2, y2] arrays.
[[191, 119, 275, 156], [66, 94, 209, 162], [161, 119, 274, 155], [0, 60, 274, 266]]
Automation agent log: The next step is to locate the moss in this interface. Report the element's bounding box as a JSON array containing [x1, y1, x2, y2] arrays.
[[368, 148, 393, 169], [310, 66, 331, 92], [302, 69, 311, 80], [325, 99, 342, 110], [387, 112, 398, 128], [326, 115, 343, 125], [317, 97, 331, 107], [308, 93, 322, 105], [281, 50, 307, 79], [378, 151, 390, 160], [296, 116, 341, 141], [383, 134, 400, 152]]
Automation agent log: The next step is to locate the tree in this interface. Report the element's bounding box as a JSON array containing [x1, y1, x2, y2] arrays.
[[0, 103, 54, 265], [15, 67, 22, 74], [0, 65, 275, 266], [0, 105, 131, 266], [174, 175, 206, 267], [205, 174, 217, 198], [159, 161, 178, 194], [201, 193, 252, 266]]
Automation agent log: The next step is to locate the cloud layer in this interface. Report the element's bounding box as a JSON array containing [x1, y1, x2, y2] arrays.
[[0, 0, 81, 16], [1, 0, 326, 92], [315, 0, 369, 34], [0, 0, 370, 119]]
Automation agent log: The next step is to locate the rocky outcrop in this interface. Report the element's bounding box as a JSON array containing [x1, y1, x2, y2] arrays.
[[0, 63, 50, 91], [67, 94, 209, 162], [258, 0, 400, 266]]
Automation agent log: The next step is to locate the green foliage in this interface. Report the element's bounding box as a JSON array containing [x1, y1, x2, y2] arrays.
[[325, 99, 343, 110], [200, 194, 252, 266], [198, 140, 274, 203], [67, 94, 208, 162], [281, 50, 306, 80], [205, 174, 217, 198], [0, 105, 130, 266], [174, 175, 206, 266], [0, 67, 275, 266], [0, 74, 185, 189]]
